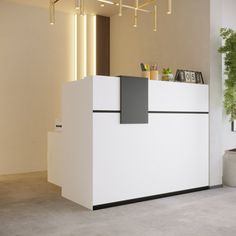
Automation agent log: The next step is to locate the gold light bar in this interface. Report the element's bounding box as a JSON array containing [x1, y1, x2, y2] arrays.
[[97, 0, 150, 13], [167, 0, 172, 14], [49, 0, 55, 25], [153, 5, 157, 31], [75, 0, 80, 9], [139, 0, 156, 8], [133, 0, 138, 27], [134, 10, 137, 27], [119, 0, 122, 16], [97, 0, 114, 4], [49, 0, 61, 25], [80, 0, 84, 15], [122, 3, 149, 12]]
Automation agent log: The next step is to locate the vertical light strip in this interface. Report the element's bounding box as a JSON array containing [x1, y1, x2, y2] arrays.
[[167, 0, 172, 14], [77, 15, 84, 80], [83, 15, 87, 78], [74, 14, 78, 80], [86, 15, 96, 76], [93, 15, 97, 75], [153, 5, 157, 31]]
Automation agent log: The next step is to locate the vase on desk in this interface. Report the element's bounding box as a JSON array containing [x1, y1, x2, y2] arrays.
[[162, 74, 174, 81], [150, 70, 159, 80], [162, 68, 174, 81], [142, 71, 150, 80]]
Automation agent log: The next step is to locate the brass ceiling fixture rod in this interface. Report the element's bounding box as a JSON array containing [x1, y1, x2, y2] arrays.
[[49, 0, 172, 31], [97, 0, 172, 31], [49, 0, 85, 25]]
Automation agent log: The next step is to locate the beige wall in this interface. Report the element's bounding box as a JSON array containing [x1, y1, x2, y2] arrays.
[[110, 0, 210, 82], [0, 1, 74, 174]]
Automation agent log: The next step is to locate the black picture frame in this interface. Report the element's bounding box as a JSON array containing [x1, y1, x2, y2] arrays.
[[175, 70, 204, 84], [232, 121, 236, 132]]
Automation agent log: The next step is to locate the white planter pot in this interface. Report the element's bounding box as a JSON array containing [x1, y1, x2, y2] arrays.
[[223, 149, 236, 187]]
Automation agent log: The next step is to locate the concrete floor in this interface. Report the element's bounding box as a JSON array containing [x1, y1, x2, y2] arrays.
[[0, 173, 236, 236]]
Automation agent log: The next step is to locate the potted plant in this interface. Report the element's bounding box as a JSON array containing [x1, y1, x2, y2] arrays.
[[219, 28, 236, 121], [162, 68, 174, 81]]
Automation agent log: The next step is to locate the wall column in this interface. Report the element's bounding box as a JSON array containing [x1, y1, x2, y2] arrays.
[[209, 0, 223, 186]]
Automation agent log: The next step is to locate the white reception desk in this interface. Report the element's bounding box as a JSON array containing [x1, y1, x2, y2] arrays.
[[61, 76, 209, 210]]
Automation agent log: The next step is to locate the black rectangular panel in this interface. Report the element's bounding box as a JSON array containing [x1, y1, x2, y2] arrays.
[[120, 76, 148, 124]]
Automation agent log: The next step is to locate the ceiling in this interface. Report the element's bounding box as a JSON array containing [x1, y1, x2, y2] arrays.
[[6, 0, 140, 16]]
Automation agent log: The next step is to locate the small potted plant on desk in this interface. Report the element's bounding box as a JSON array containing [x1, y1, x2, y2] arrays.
[[162, 68, 174, 81]]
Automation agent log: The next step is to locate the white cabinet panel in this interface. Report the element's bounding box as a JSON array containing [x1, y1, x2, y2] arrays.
[[91, 77, 208, 112], [92, 76, 120, 111], [61, 80, 93, 210], [93, 113, 209, 205], [149, 81, 209, 112]]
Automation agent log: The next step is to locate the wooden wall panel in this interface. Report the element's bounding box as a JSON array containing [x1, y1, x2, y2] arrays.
[[96, 15, 110, 76]]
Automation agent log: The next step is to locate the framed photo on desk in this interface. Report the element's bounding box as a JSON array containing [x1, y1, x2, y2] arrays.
[[175, 70, 204, 84]]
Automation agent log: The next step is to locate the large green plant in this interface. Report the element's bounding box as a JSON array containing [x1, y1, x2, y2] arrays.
[[219, 28, 236, 121]]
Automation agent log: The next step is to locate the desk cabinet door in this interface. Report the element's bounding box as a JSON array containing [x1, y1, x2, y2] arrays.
[[93, 113, 209, 205]]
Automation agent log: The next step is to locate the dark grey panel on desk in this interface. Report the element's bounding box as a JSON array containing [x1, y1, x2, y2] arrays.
[[120, 76, 148, 124]]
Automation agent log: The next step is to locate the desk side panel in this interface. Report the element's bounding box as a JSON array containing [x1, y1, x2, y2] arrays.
[[47, 132, 63, 187], [62, 80, 93, 210]]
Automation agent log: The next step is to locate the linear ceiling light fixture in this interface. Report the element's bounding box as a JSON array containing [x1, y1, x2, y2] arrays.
[[97, 0, 171, 31], [49, 0, 172, 31]]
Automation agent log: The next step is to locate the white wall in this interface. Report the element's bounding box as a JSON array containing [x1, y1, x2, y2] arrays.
[[208, 0, 236, 185], [221, 0, 236, 151], [110, 0, 210, 82], [209, 0, 223, 186], [0, 1, 74, 174]]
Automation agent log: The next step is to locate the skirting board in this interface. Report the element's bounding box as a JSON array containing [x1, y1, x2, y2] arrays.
[[93, 186, 210, 210], [209, 184, 223, 189]]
